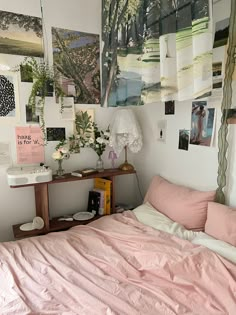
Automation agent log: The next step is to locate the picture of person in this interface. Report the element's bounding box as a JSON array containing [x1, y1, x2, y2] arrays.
[[190, 101, 215, 147], [192, 104, 206, 144], [226, 109, 236, 124]]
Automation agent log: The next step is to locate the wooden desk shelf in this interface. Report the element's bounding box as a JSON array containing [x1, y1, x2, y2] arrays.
[[11, 168, 136, 238]]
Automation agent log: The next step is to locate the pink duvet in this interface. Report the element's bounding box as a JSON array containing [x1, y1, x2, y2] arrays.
[[0, 211, 236, 315]]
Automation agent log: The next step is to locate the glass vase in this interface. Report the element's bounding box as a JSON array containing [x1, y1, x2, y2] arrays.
[[96, 155, 104, 172], [56, 159, 64, 178]]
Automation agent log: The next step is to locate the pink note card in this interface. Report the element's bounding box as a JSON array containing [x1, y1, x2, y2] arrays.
[[15, 126, 45, 164]]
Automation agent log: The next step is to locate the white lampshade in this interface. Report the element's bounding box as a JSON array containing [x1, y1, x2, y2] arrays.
[[109, 108, 143, 156], [109, 109, 142, 171]]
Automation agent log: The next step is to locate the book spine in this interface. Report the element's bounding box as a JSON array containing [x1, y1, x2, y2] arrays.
[[87, 191, 100, 215], [105, 189, 111, 215], [93, 189, 105, 215], [94, 178, 111, 214]]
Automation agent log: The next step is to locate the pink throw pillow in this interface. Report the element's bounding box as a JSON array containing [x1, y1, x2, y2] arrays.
[[205, 202, 236, 246], [144, 175, 215, 231]]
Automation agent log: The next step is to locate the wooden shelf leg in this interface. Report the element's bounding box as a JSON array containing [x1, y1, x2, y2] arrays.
[[34, 183, 49, 231]]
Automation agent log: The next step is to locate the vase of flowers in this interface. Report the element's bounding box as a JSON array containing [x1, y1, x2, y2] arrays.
[[96, 155, 104, 172], [78, 121, 110, 171], [56, 158, 64, 177], [92, 122, 110, 171], [52, 140, 70, 178]]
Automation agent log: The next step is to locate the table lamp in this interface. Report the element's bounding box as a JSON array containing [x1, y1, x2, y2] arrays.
[[109, 108, 143, 171]]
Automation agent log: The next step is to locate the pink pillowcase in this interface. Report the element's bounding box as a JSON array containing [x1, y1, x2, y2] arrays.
[[144, 175, 215, 231], [205, 202, 236, 246]]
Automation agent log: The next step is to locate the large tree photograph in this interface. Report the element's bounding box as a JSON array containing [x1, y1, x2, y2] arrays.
[[0, 10, 43, 57], [52, 27, 100, 104], [102, 0, 160, 107], [102, 0, 212, 107]]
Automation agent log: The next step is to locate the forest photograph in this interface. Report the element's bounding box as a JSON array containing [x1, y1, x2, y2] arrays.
[[102, 0, 160, 107], [102, 0, 211, 107], [52, 27, 100, 104]]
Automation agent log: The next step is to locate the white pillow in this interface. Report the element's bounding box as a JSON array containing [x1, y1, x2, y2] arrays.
[[133, 202, 198, 241], [192, 232, 236, 264]]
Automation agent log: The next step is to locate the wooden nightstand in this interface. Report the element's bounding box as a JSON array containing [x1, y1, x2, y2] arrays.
[[12, 214, 103, 239], [11, 168, 136, 238]]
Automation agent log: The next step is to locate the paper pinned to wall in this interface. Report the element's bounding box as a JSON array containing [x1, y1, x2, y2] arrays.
[[0, 142, 11, 167], [61, 97, 75, 120], [15, 126, 44, 164]]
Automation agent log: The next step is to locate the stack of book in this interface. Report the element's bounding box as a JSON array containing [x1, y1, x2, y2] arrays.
[[87, 178, 112, 216]]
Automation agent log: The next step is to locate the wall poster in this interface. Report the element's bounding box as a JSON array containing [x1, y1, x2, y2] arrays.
[[190, 101, 216, 147], [52, 27, 100, 105], [102, 0, 213, 107], [15, 126, 44, 164], [0, 71, 20, 123], [0, 10, 43, 57]]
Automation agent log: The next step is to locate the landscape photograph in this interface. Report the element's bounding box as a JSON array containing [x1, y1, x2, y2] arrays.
[[102, 0, 211, 107], [0, 10, 43, 57]]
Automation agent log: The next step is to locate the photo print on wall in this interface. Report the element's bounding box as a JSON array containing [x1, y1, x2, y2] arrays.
[[20, 64, 33, 83], [190, 101, 216, 147], [0, 71, 20, 122], [223, 108, 236, 125], [102, 0, 213, 106], [212, 62, 223, 89], [178, 129, 190, 151], [0, 10, 43, 57], [25, 105, 39, 124], [165, 100, 175, 115], [52, 27, 100, 105], [46, 128, 66, 141], [213, 18, 230, 48]]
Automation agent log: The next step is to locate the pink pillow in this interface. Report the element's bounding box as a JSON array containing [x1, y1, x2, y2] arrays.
[[205, 202, 236, 246], [144, 175, 215, 231]]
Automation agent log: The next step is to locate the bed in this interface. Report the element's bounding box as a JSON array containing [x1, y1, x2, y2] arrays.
[[1, 176, 236, 315]]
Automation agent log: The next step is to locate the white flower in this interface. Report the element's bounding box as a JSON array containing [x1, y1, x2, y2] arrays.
[[96, 137, 104, 144], [104, 131, 110, 137], [88, 137, 94, 144], [52, 151, 62, 160], [60, 147, 68, 154]]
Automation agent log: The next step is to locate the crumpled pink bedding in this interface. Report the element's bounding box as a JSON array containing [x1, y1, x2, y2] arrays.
[[0, 211, 236, 315]]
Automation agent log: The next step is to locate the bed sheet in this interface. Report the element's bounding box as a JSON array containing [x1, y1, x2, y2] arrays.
[[133, 202, 199, 241], [134, 203, 236, 264], [0, 211, 236, 315]]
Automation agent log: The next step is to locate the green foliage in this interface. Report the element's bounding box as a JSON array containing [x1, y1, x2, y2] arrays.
[[18, 57, 65, 144], [55, 139, 67, 151], [0, 10, 43, 37], [91, 122, 110, 156], [75, 110, 110, 156], [52, 27, 100, 104], [75, 111, 93, 136], [68, 135, 80, 154]]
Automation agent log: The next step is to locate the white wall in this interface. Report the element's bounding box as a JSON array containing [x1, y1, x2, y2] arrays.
[[133, 0, 236, 206], [0, 0, 235, 242], [0, 0, 137, 242]]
